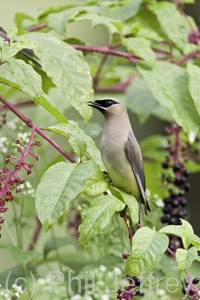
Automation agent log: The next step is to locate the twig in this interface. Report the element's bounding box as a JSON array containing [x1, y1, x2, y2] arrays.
[[27, 23, 48, 32], [28, 216, 42, 251], [71, 44, 139, 62], [0, 100, 34, 111], [0, 95, 75, 163], [122, 214, 133, 250], [0, 120, 36, 201], [95, 73, 139, 93], [175, 50, 200, 65]]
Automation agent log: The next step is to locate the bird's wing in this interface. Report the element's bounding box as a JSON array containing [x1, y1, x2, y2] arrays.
[[125, 132, 151, 214]]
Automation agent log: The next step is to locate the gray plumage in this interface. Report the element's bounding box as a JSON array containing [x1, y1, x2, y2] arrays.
[[88, 98, 150, 215]]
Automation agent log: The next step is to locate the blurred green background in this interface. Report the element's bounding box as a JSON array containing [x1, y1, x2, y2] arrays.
[[0, 0, 200, 294]]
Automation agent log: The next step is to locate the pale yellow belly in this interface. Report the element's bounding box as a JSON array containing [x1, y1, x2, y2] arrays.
[[102, 155, 141, 201]]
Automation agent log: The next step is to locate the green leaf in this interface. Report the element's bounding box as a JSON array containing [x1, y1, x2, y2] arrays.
[[20, 32, 93, 122], [0, 245, 42, 266], [75, 10, 120, 34], [159, 220, 194, 248], [122, 37, 155, 62], [176, 248, 198, 273], [48, 6, 85, 36], [110, 186, 139, 225], [0, 35, 38, 62], [48, 1, 140, 36], [83, 168, 108, 196], [159, 225, 182, 237], [0, 60, 67, 123], [126, 227, 169, 276], [36, 160, 100, 231], [130, 8, 166, 41], [195, 256, 200, 262], [78, 194, 125, 249], [187, 64, 200, 116], [7, 26, 18, 41], [7, 59, 42, 99], [90, 15, 119, 34], [47, 122, 104, 169], [149, 2, 190, 49], [138, 61, 200, 141], [125, 77, 171, 123], [15, 5, 73, 31], [44, 237, 79, 258], [181, 219, 194, 248], [120, 0, 141, 22], [191, 234, 200, 247]]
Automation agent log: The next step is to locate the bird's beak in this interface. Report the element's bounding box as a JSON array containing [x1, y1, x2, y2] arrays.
[[88, 100, 100, 108], [88, 100, 95, 107]]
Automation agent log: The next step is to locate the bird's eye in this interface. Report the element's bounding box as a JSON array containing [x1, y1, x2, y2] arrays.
[[107, 100, 112, 106]]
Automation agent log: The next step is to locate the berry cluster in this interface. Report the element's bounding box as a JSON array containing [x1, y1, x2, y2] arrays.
[[160, 122, 191, 252], [182, 277, 200, 299], [117, 276, 144, 300], [0, 138, 41, 230]]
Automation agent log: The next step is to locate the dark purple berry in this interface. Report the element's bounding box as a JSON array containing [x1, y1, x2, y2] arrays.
[[169, 217, 178, 225], [174, 176, 186, 186], [161, 214, 171, 223], [188, 286, 197, 296], [192, 277, 200, 284], [182, 287, 187, 295], [161, 216, 168, 223], [183, 169, 190, 177], [171, 199, 179, 208], [179, 197, 187, 206], [182, 279, 189, 286], [183, 182, 191, 192], [163, 205, 172, 213], [135, 278, 141, 287], [162, 161, 169, 169], [163, 197, 171, 204], [171, 209, 178, 216], [170, 192, 178, 199], [173, 163, 181, 172], [177, 209, 187, 217], [135, 291, 144, 296]]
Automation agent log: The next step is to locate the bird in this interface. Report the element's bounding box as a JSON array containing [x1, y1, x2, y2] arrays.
[[0, 27, 41, 67], [88, 98, 151, 216]]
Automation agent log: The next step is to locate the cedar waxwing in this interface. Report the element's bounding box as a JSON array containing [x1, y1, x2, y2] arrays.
[[88, 98, 151, 215], [0, 27, 41, 68]]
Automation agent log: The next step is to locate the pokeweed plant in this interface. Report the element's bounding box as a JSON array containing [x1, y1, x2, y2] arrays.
[[0, 0, 200, 299]]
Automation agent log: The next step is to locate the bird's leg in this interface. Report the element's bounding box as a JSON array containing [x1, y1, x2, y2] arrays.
[[120, 207, 133, 250]]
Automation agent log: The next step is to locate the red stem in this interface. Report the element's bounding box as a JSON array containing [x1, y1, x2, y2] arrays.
[[0, 95, 75, 163], [0, 100, 33, 111], [28, 216, 42, 251], [27, 23, 48, 32], [122, 214, 133, 250], [71, 44, 139, 62], [173, 128, 180, 164], [95, 73, 139, 93], [0, 120, 35, 199], [175, 50, 200, 65]]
